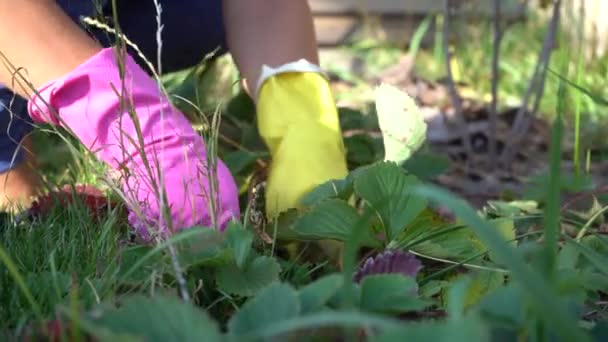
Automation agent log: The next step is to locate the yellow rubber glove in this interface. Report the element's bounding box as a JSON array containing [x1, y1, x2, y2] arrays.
[[255, 60, 349, 219]]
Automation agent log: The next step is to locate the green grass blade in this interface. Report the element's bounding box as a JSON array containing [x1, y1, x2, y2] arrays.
[[0, 244, 42, 320], [413, 184, 590, 342], [573, 43, 584, 176], [542, 55, 566, 279], [408, 15, 433, 59], [547, 68, 607, 106]]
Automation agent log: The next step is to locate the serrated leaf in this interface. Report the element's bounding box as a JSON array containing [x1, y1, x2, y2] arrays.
[[419, 280, 449, 298], [374, 83, 427, 165], [558, 241, 581, 270], [477, 284, 525, 326], [578, 270, 608, 292], [228, 282, 300, 337], [291, 199, 376, 245], [401, 151, 451, 180], [459, 271, 506, 309], [410, 234, 484, 262], [118, 245, 167, 284], [298, 274, 343, 314], [224, 222, 254, 269], [396, 213, 485, 262], [90, 295, 222, 342], [359, 274, 429, 314], [487, 218, 516, 264], [375, 315, 489, 341], [564, 236, 608, 277], [354, 161, 427, 240], [216, 255, 281, 297], [299, 178, 354, 207], [176, 228, 232, 268]]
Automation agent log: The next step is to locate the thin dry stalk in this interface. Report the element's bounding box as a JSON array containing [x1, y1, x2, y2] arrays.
[[500, 0, 561, 165], [442, 0, 473, 162], [489, 0, 502, 167], [150, 0, 190, 303]]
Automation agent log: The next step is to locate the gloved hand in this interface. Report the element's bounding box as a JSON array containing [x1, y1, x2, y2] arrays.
[[27, 47, 240, 241], [254, 60, 349, 219]]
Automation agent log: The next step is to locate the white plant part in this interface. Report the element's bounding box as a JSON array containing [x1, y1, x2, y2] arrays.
[[374, 83, 427, 165]]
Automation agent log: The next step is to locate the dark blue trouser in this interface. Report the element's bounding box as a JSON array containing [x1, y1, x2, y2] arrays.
[[0, 0, 226, 172]]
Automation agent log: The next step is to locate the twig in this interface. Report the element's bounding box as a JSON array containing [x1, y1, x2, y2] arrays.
[[409, 250, 509, 273], [560, 184, 608, 211], [489, 0, 502, 167], [500, 0, 561, 165], [442, 0, 473, 162]]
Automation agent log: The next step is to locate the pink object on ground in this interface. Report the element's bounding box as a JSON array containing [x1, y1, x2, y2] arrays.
[[27, 47, 240, 240]]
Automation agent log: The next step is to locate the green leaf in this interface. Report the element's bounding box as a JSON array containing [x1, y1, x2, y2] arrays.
[[176, 228, 232, 269], [242, 311, 405, 340], [558, 242, 581, 270], [118, 246, 165, 284], [223, 151, 267, 175], [399, 218, 485, 262], [419, 280, 448, 298], [161, 67, 199, 110], [477, 284, 525, 327], [487, 218, 516, 264], [547, 67, 608, 107], [359, 274, 429, 314], [541, 77, 565, 278], [354, 161, 427, 240], [564, 236, 608, 277], [228, 282, 300, 337], [224, 222, 253, 269], [578, 270, 608, 292], [375, 314, 489, 341], [374, 83, 427, 165], [483, 200, 541, 218], [457, 271, 506, 308], [90, 295, 222, 342], [400, 222, 486, 263], [216, 255, 281, 297], [591, 321, 608, 341], [299, 178, 354, 207], [344, 134, 383, 165], [291, 199, 376, 245], [401, 151, 451, 181], [298, 274, 343, 314], [413, 183, 590, 342]]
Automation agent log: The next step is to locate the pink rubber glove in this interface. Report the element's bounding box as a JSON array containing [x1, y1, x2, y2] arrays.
[[27, 47, 240, 240]]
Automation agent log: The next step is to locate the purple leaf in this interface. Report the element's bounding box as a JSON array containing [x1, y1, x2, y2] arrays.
[[353, 249, 422, 283]]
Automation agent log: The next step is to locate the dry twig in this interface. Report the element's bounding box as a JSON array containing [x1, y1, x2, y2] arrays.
[[500, 0, 562, 165], [489, 0, 502, 167], [442, 0, 473, 161]]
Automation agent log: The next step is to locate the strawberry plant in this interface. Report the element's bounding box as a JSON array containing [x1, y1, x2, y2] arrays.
[[2, 43, 608, 342]]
